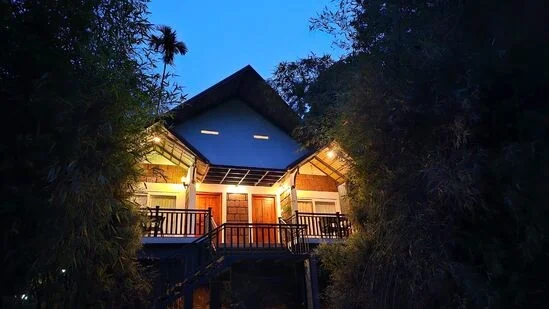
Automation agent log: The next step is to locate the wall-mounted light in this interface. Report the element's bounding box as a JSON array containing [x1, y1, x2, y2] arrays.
[[201, 130, 219, 135], [152, 136, 161, 143], [326, 150, 336, 159], [181, 176, 189, 189], [253, 134, 269, 140]]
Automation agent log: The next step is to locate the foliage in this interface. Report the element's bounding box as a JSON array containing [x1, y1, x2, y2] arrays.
[[0, 0, 174, 306], [270, 54, 333, 117], [274, 0, 549, 308], [149, 25, 188, 114]]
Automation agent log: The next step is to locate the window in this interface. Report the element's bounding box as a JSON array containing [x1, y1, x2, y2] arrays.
[[314, 201, 336, 213], [149, 195, 176, 208], [298, 199, 336, 213], [200, 130, 219, 135], [297, 200, 313, 213], [130, 194, 177, 208], [131, 194, 148, 207]]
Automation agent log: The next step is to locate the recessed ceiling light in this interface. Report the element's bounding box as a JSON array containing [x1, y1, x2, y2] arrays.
[[253, 135, 269, 140], [201, 130, 219, 135]]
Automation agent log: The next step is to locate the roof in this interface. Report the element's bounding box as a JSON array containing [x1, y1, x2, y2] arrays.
[[166, 65, 300, 135], [288, 141, 352, 185], [149, 66, 352, 186]]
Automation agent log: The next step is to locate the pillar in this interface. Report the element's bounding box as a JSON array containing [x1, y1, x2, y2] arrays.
[[187, 164, 196, 209], [209, 280, 221, 309], [290, 169, 299, 215], [304, 255, 321, 309]]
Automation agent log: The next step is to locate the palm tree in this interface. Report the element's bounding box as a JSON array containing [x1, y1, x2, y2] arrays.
[[149, 25, 188, 114]]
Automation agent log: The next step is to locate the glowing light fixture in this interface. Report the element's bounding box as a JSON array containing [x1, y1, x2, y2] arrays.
[[61, 269, 66, 274], [253, 135, 269, 140], [201, 130, 219, 135], [181, 176, 189, 189], [326, 150, 336, 159], [152, 136, 161, 143]]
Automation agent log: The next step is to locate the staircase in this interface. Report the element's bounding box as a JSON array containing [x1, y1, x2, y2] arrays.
[[158, 222, 309, 307]]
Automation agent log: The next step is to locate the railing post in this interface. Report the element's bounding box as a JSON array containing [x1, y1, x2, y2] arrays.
[[335, 212, 342, 239], [207, 207, 212, 234], [295, 210, 299, 225], [154, 205, 160, 237]]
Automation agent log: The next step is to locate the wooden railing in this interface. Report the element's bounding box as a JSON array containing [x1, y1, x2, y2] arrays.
[[142, 206, 211, 237], [194, 223, 309, 255], [281, 211, 353, 239]]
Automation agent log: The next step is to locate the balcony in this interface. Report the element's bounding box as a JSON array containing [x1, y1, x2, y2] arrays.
[[281, 211, 353, 242], [141, 207, 353, 245], [141, 206, 212, 243]]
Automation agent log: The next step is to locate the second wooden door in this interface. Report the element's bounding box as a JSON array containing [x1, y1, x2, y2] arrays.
[[196, 193, 222, 235], [252, 196, 277, 244]]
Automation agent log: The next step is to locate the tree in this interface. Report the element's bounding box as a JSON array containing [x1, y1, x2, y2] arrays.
[[149, 25, 188, 114], [0, 0, 165, 307], [273, 1, 549, 308]]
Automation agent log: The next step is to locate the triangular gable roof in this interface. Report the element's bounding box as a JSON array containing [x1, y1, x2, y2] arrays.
[[166, 65, 300, 135]]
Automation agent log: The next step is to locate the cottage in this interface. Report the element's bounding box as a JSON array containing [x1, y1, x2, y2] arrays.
[[137, 65, 353, 308]]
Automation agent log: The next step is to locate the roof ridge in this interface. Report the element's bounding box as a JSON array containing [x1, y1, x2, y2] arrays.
[[169, 65, 255, 113]]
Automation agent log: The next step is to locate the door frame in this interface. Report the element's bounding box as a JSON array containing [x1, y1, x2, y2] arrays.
[[251, 194, 277, 223], [251, 194, 277, 244], [196, 192, 222, 229]]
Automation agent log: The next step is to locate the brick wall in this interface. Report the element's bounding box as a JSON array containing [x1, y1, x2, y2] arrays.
[[295, 174, 338, 192], [139, 164, 185, 184], [226, 193, 249, 245]]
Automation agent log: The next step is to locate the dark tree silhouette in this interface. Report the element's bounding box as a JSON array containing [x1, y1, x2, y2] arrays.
[[149, 25, 188, 114]]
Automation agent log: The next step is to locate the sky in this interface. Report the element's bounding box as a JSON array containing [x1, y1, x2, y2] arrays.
[[148, 0, 344, 98]]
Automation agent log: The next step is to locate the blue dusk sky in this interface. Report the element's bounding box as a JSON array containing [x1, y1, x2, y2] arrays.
[[147, 0, 344, 98]]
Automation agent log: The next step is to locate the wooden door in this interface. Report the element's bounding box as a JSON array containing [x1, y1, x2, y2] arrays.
[[252, 196, 277, 244], [196, 193, 222, 235]]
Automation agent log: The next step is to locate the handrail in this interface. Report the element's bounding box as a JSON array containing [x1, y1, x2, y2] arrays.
[[141, 206, 211, 237], [140, 207, 210, 214], [295, 211, 349, 216], [193, 222, 309, 255], [192, 224, 222, 244], [288, 210, 353, 239], [302, 211, 351, 239]]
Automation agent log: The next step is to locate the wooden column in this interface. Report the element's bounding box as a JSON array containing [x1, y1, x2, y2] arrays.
[[290, 169, 299, 215], [183, 288, 193, 309], [209, 280, 221, 309], [187, 164, 196, 209], [304, 255, 321, 309]]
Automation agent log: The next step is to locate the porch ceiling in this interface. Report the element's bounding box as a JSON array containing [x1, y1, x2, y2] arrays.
[[202, 165, 286, 187], [302, 142, 351, 184], [146, 125, 208, 180]]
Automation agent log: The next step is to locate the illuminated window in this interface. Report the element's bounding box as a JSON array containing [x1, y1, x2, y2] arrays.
[[200, 130, 219, 135], [149, 195, 176, 208], [298, 199, 336, 213], [253, 134, 269, 140]]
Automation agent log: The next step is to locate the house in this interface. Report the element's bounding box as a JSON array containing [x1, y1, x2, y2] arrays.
[[136, 65, 353, 308]]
